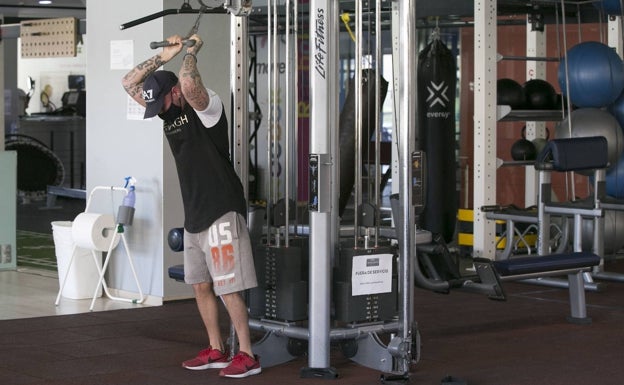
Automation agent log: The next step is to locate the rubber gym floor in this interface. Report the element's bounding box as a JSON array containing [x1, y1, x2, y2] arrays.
[[0, 260, 622, 385], [4, 197, 624, 384]]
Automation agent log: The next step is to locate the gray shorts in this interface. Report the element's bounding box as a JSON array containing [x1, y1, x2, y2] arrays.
[[183, 211, 258, 296]]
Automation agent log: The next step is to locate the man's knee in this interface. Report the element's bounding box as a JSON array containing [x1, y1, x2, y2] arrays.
[[192, 282, 215, 297], [220, 291, 244, 305]]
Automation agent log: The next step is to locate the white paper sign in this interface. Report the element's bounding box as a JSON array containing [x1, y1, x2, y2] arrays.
[[126, 95, 146, 120], [110, 40, 134, 70], [351, 253, 393, 296]]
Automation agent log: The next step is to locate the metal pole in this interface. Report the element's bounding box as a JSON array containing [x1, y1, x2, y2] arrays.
[[395, 0, 416, 374], [354, 0, 363, 244], [230, 13, 249, 201], [537, 170, 552, 255], [303, 0, 338, 377], [374, 0, 382, 247], [293, 0, 300, 232], [272, 0, 279, 223], [285, 0, 292, 246], [265, 0, 274, 243]]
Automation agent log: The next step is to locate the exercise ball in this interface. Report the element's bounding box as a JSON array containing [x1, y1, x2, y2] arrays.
[[608, 89, 624, 129], [497, 78, 525, 109], [524, 79, 557, 109], [594, 0, 622, 15], [511, 139, 537, 161], [558, 41, 624, 108], [577, 203, 624, 254], [555, 108, 624, 174], [606, 151, 624, 198]]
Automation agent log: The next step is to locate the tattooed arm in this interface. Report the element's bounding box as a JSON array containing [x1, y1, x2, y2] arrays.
[[121, 35, 184, 107], [178, 34, 209, 111]]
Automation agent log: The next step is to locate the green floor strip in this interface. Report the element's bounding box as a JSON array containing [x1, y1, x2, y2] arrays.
[[16, 230, 57, 271]]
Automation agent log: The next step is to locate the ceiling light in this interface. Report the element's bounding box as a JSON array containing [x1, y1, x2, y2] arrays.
[[39, 0, 53, 4]]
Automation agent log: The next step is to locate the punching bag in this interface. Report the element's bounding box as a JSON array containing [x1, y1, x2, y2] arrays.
[[417, 37, 458, 243], [338, 69, 389, 217]]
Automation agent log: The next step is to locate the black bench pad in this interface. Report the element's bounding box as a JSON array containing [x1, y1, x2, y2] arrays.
[[493, 252, 600, 276], [168, 264, 185, 282]]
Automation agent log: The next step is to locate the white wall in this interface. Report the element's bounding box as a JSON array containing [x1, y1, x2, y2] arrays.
[[87, 0, 232, 301], [87, 0, 168, 301]]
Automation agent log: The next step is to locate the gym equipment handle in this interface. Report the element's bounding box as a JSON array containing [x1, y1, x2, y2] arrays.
[[150, 39, 196, 50]]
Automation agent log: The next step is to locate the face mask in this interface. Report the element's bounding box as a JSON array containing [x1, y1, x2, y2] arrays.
[[158, 103, 183, 122]]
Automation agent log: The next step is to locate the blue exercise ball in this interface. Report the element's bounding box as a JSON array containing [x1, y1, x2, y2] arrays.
[[594, 0, 622, 15], [606, 151, 624, 198], [608, 89, 624, 129], [558, 41, 624, 108]]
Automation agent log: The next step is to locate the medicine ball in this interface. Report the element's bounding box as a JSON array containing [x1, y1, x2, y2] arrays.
[[497, 78, 525, 109], [511, 139, 537, 161], [167, 227, 184, 252], [524, 79, 557, 110], [558, 41, 624, 108]]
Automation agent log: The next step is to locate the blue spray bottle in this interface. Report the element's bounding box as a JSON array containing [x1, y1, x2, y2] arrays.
[[118, 176, 137, 226], [122, 176, 137, 208]]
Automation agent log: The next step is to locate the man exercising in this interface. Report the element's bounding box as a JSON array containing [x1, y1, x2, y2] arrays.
[[121, 34, 260, 379]]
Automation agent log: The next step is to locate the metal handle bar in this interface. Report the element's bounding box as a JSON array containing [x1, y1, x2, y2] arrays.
[[149, 39, 196, 50]]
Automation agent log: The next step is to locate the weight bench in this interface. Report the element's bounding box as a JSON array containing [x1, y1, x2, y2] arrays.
[[474, 252, 600, 323], [475, 137, 608, 323], [168, 265, 185, 282]]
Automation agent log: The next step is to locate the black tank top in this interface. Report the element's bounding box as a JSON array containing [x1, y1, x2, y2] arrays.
[[163, 102, 246, 233]]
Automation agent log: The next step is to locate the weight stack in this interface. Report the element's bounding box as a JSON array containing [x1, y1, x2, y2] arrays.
[[334, 278, 398, 323], [248, 281, 308, 321], [248, 236, 309, 322], [333, 240, 398, 323]]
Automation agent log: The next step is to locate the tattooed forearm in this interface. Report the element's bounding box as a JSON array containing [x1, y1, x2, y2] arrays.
[[179, 55, 208, 109], [121, 54, 167, 100], [137, 56, 166, 74]]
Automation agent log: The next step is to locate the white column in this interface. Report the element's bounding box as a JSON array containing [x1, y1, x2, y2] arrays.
[[473, 0, 497, 259], [230, 13, 249, 200], [608, 16, 623, 57], [525, 20, 547, 207]]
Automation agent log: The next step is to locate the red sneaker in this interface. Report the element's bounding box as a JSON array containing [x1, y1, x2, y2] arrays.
[[219, 351, 261, 378], [182, 347, 230, 370]]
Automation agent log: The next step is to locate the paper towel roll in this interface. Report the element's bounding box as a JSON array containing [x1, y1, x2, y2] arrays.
[[72, 213, 120, 252]]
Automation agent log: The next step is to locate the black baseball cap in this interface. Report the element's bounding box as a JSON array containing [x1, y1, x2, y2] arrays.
[[142, 70, 178, 119]]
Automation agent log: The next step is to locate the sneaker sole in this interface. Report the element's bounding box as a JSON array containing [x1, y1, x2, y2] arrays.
[[222, 367, 262, 378], [183, 362, 230, 370]]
